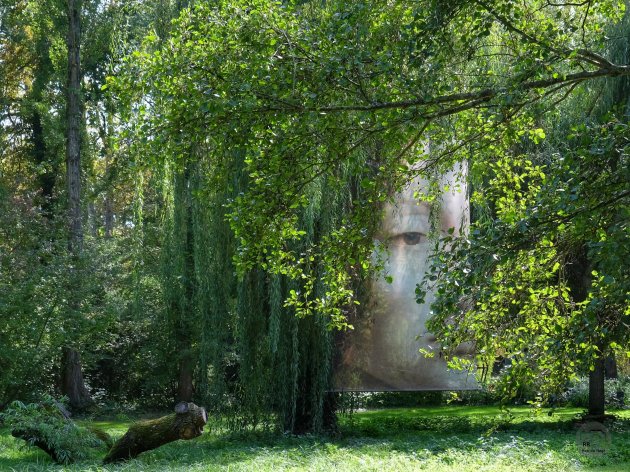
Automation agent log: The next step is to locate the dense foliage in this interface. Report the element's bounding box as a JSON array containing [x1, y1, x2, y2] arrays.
[[0, 396, 105, 464], [1, 0, 628, 433], [422, 17, 630, 403]]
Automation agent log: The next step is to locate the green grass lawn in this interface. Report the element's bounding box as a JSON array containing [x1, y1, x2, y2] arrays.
[[1, 406, 628, 471]]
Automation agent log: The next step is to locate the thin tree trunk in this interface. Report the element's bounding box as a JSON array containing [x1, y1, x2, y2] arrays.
[[66, 0, 82, 253], [175, 167, 195, 402], [567, 247, 607, 418], [104, 187, 114, 238], [177, 357, 194, 402], [88, 202, 98, 237], [588, 355, 606, 417], [62, 0, 92, 410]]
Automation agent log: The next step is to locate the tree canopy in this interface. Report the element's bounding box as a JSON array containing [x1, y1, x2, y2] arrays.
[[1, 0, 628, 430]]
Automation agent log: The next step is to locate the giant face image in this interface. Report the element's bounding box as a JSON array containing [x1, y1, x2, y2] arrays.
[[334, 166, 477, 391]]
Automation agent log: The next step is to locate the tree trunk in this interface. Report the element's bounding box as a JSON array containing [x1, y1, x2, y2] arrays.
[[66, 0, 82, 253], [104, 189, 114, 238], [62, 347, 92, 410], [588, 355, 606, 418], [322, 391, 339, 434], [103, 402, 207, 463], [567, 247, 608, 418], [88, 202, 98, 237], [604, 355, 618, 379], [61, 0, 92, 411], [177, 357, 194, 402], [172, 166, 195, 403]]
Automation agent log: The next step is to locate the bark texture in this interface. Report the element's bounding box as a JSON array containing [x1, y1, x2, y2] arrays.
[[61, 347, 93, 411], [588, 356, 606, 417], [173, 167, 196, 403], [66, 0, 82, 252], [61, 0, 92, 412], [177, 358, 194, 402], [103, 402, 207, 463], [567, 247, 608, 418]]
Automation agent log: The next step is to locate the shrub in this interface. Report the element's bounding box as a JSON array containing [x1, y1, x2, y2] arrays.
[[0, 396, 104, 464], [559, 376, 630, 408]]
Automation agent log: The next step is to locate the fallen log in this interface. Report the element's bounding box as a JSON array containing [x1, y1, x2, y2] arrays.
[[103, 402, 207, 463]]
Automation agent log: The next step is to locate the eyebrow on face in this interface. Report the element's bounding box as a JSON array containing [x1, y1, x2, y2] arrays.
[[393, 199, 432, 214]]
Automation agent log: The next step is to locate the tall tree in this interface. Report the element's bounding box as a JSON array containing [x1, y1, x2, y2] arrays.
[[61, 0, 92, 411]]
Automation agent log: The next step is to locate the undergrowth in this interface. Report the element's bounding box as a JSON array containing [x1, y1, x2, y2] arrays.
[[0, 406, 628, 471]]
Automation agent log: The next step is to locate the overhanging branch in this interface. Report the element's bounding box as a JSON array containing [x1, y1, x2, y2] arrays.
[[255, 64, 630, 115]]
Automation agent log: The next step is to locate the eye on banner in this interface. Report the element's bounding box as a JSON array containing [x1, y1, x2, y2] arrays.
[[333, 163, 478, 392]]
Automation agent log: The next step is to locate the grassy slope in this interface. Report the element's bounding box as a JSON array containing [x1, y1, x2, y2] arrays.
[[0, 406, 628, 471]]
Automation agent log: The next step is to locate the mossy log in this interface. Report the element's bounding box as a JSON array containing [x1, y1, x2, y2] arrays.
[[103, 402, 207, 463]]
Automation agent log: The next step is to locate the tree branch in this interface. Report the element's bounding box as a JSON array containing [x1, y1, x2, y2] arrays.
[[254, 65, 630, 115]]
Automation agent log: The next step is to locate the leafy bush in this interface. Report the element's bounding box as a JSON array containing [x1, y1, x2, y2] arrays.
[[559, 376, 630, 408], [361, 391, 445, 408], [0, 396, 104, 464], [335, 376, 630, 413]]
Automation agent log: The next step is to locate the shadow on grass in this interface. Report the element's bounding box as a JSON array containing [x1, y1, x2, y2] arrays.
[[341, 407, 630, 435], [1, 409, 628, 470], [132, 411, 629, 471]]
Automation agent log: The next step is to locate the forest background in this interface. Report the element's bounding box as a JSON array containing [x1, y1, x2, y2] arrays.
[[1, 0, 629, 435]]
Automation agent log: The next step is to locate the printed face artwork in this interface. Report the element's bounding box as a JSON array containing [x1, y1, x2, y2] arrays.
[[334, 164, 477, 391]]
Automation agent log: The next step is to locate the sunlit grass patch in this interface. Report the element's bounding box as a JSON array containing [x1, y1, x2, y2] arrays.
[[0, 407, 628, 471]]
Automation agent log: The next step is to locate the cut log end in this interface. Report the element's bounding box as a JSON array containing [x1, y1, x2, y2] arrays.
[[103, 402, 207, 464], [174, 402, 189, 414]]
